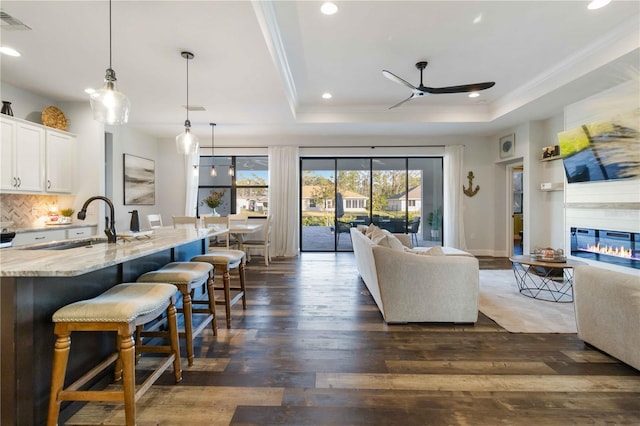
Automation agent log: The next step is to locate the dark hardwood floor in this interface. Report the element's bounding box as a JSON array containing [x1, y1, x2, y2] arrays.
[[66, 254, 640, 425]]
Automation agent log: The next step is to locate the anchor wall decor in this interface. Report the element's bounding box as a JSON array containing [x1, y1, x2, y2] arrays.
[[463, 171, 480, 197]]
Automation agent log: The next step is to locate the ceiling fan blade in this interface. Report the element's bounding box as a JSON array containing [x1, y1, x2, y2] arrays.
[[423, 82, 495, 94], [388, 94, 416, 109], [382, 70, 417, 91]]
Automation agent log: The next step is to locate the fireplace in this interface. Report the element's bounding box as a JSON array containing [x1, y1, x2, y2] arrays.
[[570, 227, 640, 270]]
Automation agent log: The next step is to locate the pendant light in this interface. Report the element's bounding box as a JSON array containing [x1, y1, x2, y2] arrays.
[[228, 163, 235, 177], [90, 0, 130, 125], [209, 123, 217, 176], [176, 51, 199, 155]]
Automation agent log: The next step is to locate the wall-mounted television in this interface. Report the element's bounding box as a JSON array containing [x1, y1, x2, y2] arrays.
[[557, 109, 640, 184]]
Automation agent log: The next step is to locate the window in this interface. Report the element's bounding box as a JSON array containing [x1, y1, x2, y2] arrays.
[[197, 156, 268, 217], [301, 157, 443, 252]]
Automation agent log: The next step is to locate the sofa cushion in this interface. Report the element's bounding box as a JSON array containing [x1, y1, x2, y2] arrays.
[[404, 246, 446, 256]]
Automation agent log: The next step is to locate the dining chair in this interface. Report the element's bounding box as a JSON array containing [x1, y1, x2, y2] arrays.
[[202, 216, 234, 249], [408, 216, 421, 246], [242, 215, 272, 266], [172, 216, 198, 229], [146, 214, 163, 229], [228, 214, 249, 247]]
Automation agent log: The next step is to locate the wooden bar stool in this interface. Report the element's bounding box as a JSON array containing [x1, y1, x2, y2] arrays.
[[136, 261, 217, 366], [47, 283, 182, 426], [191, 250, 247, 328]]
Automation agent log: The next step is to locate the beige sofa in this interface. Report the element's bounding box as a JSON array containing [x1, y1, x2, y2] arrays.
[[350, 227, 479, 324], [573, 265, 640, 371]]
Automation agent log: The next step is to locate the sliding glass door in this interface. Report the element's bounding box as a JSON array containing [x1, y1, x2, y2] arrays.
[[301, 157, 443, 252]]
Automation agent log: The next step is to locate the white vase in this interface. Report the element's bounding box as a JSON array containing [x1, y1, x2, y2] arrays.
[[212, 208, 220, 217]]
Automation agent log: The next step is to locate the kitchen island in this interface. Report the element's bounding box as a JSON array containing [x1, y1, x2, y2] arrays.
[[0, 227, 217, 425]]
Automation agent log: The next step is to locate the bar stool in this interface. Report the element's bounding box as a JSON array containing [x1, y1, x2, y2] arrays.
[[136, 261, 217, 366], [191, 250, 246, 328], [47, 283, 182, 426]]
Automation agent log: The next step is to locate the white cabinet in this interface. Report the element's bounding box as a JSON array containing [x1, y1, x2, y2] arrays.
[[66, 227, 96, 239], [1, 115, 75, 194], [45, 129, 75, 193], [0, 116, 45, 192], [11, 229, 66, 246]]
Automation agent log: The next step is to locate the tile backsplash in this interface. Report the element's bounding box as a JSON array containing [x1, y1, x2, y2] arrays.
[[0, 194, 66, 228]]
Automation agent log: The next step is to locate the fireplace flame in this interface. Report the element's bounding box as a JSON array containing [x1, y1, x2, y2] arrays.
[[586, 242, 633, 258]]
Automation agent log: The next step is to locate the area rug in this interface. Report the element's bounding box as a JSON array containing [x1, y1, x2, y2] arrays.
[[478, 269, 577, 333]]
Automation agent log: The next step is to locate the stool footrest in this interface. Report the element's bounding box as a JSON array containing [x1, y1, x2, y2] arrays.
[[134, 356, 177, 402], [58, 390, 124, 402], [64, 352, 119, 392]]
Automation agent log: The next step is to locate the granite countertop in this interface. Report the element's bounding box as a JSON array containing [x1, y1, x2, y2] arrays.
[[0, 227, 219, 278]]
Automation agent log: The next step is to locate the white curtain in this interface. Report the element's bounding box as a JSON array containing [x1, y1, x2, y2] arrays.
[[443, 145, 467, 249], [268, 145, 299, 257], [184, 149, 199, 216]]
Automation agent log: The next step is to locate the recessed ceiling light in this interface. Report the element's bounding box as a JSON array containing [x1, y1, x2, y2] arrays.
[[0, 46, 21, 57], [321, 2, 338, 15], [588, 0, 611, 10], [322, 93, 332, 99], [473, 14, 482, 24], [468, 92, 480, 98]]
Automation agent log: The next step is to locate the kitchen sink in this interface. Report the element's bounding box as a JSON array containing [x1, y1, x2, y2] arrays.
[[19, 237, 109, 251]]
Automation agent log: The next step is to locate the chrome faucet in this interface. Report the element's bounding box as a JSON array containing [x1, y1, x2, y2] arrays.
[[77, 196, 117, 243]]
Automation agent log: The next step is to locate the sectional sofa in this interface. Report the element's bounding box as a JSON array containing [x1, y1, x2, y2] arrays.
[[573, 265, 640, 371], [350, 226, 479, 324]]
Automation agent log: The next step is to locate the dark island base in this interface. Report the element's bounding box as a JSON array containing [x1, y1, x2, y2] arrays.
[[1, 238, 205, 425]]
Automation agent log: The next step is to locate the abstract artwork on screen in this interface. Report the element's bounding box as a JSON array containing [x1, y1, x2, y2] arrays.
[[557, 109, 640, 184]]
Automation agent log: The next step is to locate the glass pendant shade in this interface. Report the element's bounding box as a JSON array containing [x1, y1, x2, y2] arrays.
[[176, 120, 199, 155], [90, 69, 130, 125], [210, 165, 217, 177], [228, 165, 235, 176]]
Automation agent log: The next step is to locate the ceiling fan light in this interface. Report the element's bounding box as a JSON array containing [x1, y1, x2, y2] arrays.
[[90, 69, 130, 125], [468, 92, 480, 98]]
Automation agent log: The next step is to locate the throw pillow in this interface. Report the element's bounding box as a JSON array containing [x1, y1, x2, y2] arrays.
[[356, 224, 368, 233], [365, 224, 380, 237], [370, 228, 388, 245], [381, 230, 405, 252]]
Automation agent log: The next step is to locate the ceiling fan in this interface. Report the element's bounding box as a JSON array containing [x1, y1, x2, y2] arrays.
[[382, 61, 495, 109]]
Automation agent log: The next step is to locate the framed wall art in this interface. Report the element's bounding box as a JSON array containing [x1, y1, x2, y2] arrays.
[[123, 154, 155, 205], [499, 134, 515, 159]]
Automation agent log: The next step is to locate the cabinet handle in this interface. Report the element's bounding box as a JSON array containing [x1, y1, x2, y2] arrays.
[[16, 177, 21, 187], [47, 180, 51, 189], [12, 177, 17, 187], [35, 236, 46, 240]]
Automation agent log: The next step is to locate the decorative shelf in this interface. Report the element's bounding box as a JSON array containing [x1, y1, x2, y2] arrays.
[[540, 155, 562, 162], [539, 182, 564, 191]]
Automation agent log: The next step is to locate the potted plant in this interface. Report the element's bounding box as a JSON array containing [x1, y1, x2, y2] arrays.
[[58, 208, 74, 224], [201, 190, 226, 216], [426, 207, 442, 240]]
